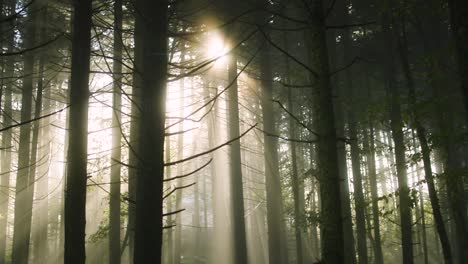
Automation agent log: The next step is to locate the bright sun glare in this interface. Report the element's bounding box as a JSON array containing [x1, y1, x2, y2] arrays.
[[204, 32, 229, 67]]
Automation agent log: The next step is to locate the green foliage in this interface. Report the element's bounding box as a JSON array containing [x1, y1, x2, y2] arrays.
[[88, 223, 109, 244]]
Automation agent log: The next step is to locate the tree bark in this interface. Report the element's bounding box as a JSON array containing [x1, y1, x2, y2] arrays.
[[381, 3, 414, 263], [64, 0, 92, 263], [304, 1, 345, 262], [11, 1, 39, 262], [109, 0, 123, 262], [64, 0, 93, 263], [0, 1, 15, 261], [341, 9, 368, 262], [133, 0, 169, 262], [366, 122, 384, 264], [396, 15, 453, 264], [227, 53, 248, 264], [448, 0, 468, 124]]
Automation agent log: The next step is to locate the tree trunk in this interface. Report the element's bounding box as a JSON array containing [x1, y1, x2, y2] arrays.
[[0, 1, 15, 261], [396, 16, 453, 264], [304, 1, 345, 262], [109, 0, 123, 262], [381, 4, 414, 263], [174, 60, 185, 264], [283, 27, 305, 264], [366, 122, 384, 264], [133, 0, 169, 262], [29, 52, 46, 264], [257, 33, 288, 264], [341, 13, 368, 263], [448, 0, 468, 124], [64, 0, 92, 263], [126, 6, 143, 260], [11, 2, 39, 262], [287, 80, 305, 264], [227, 53, 248, 264]]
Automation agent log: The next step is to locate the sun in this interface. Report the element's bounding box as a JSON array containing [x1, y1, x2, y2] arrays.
[[204, 32, 230, 68]]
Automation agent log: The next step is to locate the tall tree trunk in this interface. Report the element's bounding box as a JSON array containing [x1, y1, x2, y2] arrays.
[[64, 0, 92, 263], [366, 122, 384, 264], [445, 3, 468, 261], [331, 39, 356, 264], [287, 78, 304, 264], [0, 72, 12, 264], [174, 62, 185, 264], [29, 52, 46, 264], [381, 3, 414, 263], [31, 7, 50, 262], [444, 124, 468, 264], [304, 1, 344, 262], [448, 0, 468, 124], [109, 0, 123, 262], [227, 53, 248, 264], [164, 137, 173, 264], [396, 15, 453, 264], [283, 26, 305, 264], [0, 1, 15, 261], [126, 5, 143, 260], [11, 2, 39, 262], [133, 0, 169, 262], [33, 78, 52, 264], [258, 32, 288, 264], [341, 11, 368, 263]]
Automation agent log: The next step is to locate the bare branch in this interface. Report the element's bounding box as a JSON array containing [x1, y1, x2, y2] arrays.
[[165, 124, 257, 166], [164, 159, 212, 182]]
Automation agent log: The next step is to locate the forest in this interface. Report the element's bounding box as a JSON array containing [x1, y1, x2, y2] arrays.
[[0, 0, 467, 263]]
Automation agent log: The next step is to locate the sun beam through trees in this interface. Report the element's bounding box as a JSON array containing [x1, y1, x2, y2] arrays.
[[0, 0, 467, 264]]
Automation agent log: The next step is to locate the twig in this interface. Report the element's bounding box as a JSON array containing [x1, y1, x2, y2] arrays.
[[164, 159, 212, 182], [165, 124, 257, 166]]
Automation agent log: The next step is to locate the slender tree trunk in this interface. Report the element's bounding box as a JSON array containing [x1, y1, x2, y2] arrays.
[[174, 63, 185, 264], [33, 78, 52, 264], [415, 151, 429, 264], [395, 15, 453, 264], [163, 137, 172, 264], [342, 16, 368, 264], [31, 7, 51, 262], [448, 0, 468, 124], [227, 53, 248, 264], [64, 0, 92, 263], [109, 0, 123, 262], [381, 4, 414, 263], [257, 33, 288, 264], [444, 127, 468, 264], [331, 38, 356, 264], [29, 51, 46, 264], [366, 122, 384, 264], [126, 7, 143, 260], [287, 83, 305, 264], [0, 1, 15, 261], [0, 75, 12, 264], [11, 2, 39, 262], [304, 1, 344, 262], [133, 0, 169, 262], [283, 27, 305, 264]]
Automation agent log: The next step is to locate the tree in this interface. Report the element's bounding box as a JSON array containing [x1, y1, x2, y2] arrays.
[[302, 0, 345, 262], [132, 0, 169, 262], [381, 1, 414, 262], [64, 0, 93, 262], [109, 0, 123, 262], [395, 8, 452, 263], [448, 0, 468, 124], [11, 1, 40, 262], [226, 42, 248, 264], [0, 0, 15, 261]]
